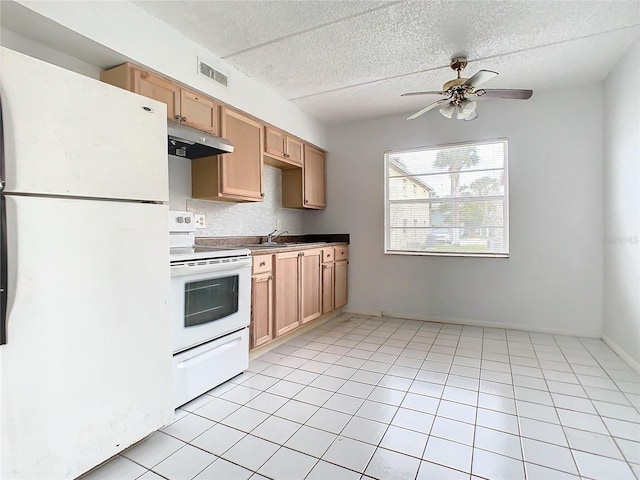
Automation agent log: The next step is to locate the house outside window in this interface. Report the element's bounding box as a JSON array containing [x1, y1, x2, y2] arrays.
[[384, 139, 509, 257]]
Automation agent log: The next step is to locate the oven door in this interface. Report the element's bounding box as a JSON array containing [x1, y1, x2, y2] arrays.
[[171, 256, 251, 353]]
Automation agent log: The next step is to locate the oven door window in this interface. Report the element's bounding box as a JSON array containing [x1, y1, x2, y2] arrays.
[[184, 275, 239, 327]]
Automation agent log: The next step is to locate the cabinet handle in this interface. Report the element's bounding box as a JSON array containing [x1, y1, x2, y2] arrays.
[[259, 261, 266, 267], [284, 153, 290, 158], [269, 274, 273, 280], [301, 252, 305, 256], [181, 115, 187, 122], [261, 193, 265, 198], [174, 114, 181, 120], [304, 200, 309, 204]]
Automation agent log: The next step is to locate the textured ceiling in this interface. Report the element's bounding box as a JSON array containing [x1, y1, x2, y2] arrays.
[[135, 0, 639, 125]]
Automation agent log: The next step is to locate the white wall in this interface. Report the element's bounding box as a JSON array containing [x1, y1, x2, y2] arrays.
[[603, 38, 640, 370], [12, 0, 328, 149], [309, 84, 604, 337], [168, 156, 304, 236], [0, 27, 101, 79]]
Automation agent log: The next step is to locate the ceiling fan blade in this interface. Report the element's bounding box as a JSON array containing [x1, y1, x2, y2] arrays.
[[463, 70, 498, 89], [464, 110, 478, 121], [476, 88, 533, 99], [406, 98, 451, 120], [401, 91, 447, 97]]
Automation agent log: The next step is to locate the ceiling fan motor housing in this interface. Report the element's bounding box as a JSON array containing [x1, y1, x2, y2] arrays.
[[443, 78, 468, 90]]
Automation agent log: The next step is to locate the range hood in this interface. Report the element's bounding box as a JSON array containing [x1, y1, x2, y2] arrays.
[[167, 122, 234, 159]]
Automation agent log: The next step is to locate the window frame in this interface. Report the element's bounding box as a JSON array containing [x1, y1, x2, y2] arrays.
[[384, 138, 510, 258]]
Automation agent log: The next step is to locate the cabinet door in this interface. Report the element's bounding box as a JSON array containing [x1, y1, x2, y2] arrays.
[[286, 137, 304, 166], [219, 108, 264, 201], [303, 145, 326, 209], [335, 260, 348, 309], [180, 88, 218, 134], [251, 273, 273, 348], [265, 126, 286, 159], [322, 262, 334, 314], [274, 251, 300, 336], [300, 249, 322, 324], [132, 68, 180, 122]]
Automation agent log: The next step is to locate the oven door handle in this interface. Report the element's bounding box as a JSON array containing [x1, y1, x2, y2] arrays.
[[171, 257, 252, 277]]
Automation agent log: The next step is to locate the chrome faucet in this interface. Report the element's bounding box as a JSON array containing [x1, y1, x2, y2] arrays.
[[265, 229, 288, 244]]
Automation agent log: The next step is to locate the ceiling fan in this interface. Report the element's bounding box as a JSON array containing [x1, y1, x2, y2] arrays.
[[402, 57, 533, 121]]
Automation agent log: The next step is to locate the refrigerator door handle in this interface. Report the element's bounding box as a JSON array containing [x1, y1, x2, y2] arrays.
[[0, 94, 6, 344], [1, 194, 6, 345]]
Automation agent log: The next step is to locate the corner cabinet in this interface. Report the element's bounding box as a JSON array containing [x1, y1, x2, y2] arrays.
[[100, 63, 219, 135], [282, 145, 326, 209], [192, 107, 264, 202]]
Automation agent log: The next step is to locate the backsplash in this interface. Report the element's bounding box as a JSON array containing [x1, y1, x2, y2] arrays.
[[186, 165, 304, 237]]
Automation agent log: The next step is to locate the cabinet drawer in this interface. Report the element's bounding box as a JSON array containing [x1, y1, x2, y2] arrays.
[[334, 246, 349, 261], [253, 255, 272, 274], [322, 248, 334, 263]]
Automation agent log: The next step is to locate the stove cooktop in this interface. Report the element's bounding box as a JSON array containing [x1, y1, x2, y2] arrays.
[[170, 245, 251, 262]]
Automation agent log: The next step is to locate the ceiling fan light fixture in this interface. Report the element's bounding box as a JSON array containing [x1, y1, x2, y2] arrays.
[[439, 103, 455, 118], [457, 99, 477, 120]]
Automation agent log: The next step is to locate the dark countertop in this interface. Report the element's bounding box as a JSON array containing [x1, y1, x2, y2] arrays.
[[196, 234, 349, 254]]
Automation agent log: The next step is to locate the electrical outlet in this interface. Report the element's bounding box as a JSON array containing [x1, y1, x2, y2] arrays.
[[276, 218, 282, 230], [194, 214, 206, 229]]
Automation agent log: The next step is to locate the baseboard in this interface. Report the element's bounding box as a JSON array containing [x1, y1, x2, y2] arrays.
[[602, 334, 640, 374], [250, 310, 342, 361], [341, 307, 383, 317], [341, 307, 601, 338]]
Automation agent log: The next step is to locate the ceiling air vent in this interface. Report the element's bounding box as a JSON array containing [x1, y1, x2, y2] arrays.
[[198, 60, 228, 87]]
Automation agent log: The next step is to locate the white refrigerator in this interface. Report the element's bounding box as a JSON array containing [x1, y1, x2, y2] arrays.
[[0, 48, 174, 479]]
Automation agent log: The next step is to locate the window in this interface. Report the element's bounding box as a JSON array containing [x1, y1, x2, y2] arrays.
[[384, 139, 509, 257]]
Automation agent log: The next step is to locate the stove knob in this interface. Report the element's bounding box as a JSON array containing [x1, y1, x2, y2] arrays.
[[185, 217, 192, 224], [177, 217, 184, 223]]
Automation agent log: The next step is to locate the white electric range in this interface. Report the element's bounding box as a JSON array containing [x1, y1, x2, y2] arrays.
[[169, 211, 252, 407]]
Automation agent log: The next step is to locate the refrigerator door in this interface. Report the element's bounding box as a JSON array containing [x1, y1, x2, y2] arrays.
[[0, 47, 168, 202], [0, 195, 172, 479]]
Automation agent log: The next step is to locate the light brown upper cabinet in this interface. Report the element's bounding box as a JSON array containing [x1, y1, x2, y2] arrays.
[[282, 145, 326, 210], [100, 63, 218, 135], [264, 126, 303, 168], [192, 107, 264, 202]]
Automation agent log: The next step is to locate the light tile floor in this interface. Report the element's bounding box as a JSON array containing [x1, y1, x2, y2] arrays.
[[84, 314, 640, 480]]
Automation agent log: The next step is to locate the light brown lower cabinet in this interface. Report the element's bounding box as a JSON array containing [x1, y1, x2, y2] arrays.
[[274, 251, 300, 337], [251, 272, 273, 348], [251, 245, 348, 350], [300, 249, 322, 324], [334, 246, 349, 309], [251, 255, 273, 348], [322, 262, 334, 314]]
